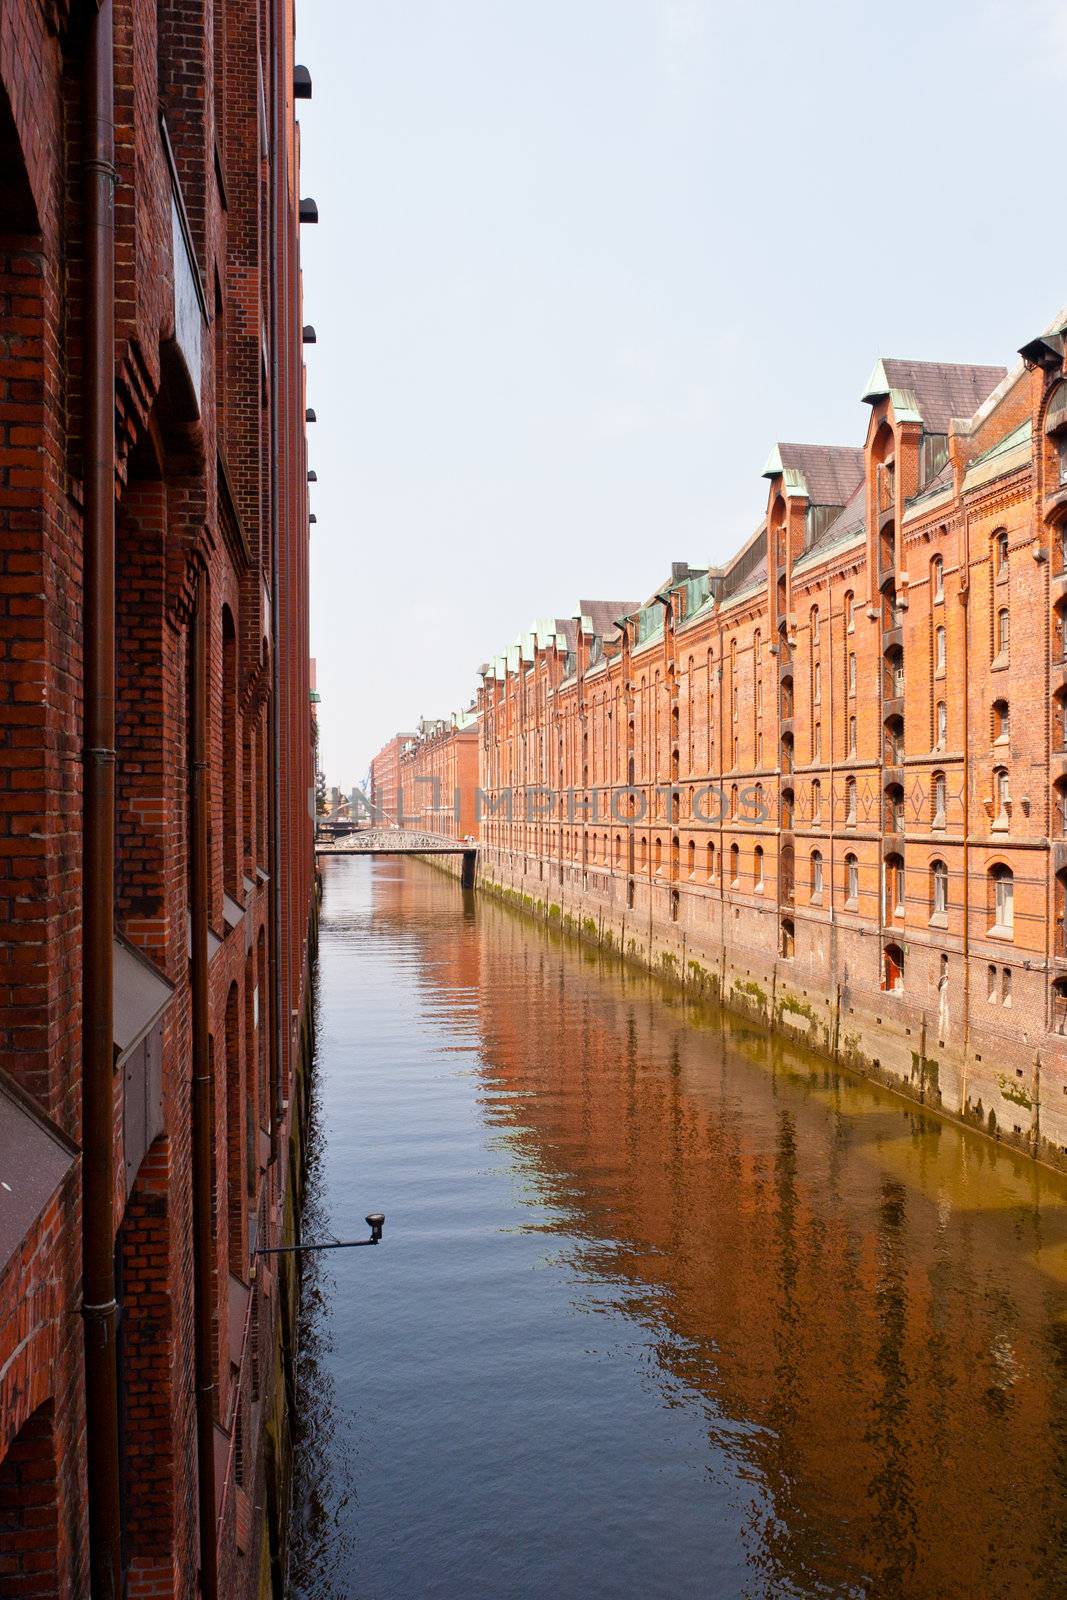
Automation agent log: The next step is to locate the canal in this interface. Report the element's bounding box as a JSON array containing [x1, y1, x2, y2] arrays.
[[288, 857, 1067, 1600]]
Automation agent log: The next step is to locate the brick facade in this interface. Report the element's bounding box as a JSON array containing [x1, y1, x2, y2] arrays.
[[470, 326, 1067, 1165], [0, 0, 315, 1594], [396, 715, 481, 841], [368, 731, 417, 826]]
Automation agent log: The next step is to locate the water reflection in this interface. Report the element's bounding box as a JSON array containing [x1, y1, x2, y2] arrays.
[[290, 858, 1067, 1599]]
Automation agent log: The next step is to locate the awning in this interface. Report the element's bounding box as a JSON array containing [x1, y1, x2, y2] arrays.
[[0, 1074, 77, 1275], [114, 935, 174, 1064], [186, 909, 223, 962], [223, 892, 245, 932]]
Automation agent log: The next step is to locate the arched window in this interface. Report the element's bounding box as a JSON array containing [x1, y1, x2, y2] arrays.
[[754, 844, 764, 890], [845, 852, 859, 903], [729, 842, 740, 885], [687, 838, 695, 876], [884, 715, 904, 766], [1055, 690, 1067, 751], [706, 840, 715, 880], [845, 590, 855, 632], [813, 721, 822, 762], [730, 783, 738, 819], [990, 864, 1014, 935], [754, 629, 762, 665], [993, 766, 1010, 828], [848, 651, 856, 695], [884, 852, 905, 922], [994, 529, 1009, 576], [932, 772, 946, 828], [932, 555, 944, 602], [996, 606, 1010, 660], [1053, 978, 1067, 1036], [814, 661, 822, 704], [653, 835, 663, 873], [886, 782, 905, 835], [887, 645, 905, 697], [811, 605, 820, 643], [811, 778, 822, 824], [931, 859, 949, 917], [934, 626, 946, 676], [935, 700, 947, 749], [1056, 779, 1067, 838], [846, 776, 858, 825], [810, 849, 823, 899], [992, 699, 1010, 743], [848, 715, 857, 756], [780, 917, 795, 958], [884, 942, 905, 993]]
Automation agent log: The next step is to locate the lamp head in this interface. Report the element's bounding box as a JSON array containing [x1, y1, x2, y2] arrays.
[[366, 1212, 385, 1243]]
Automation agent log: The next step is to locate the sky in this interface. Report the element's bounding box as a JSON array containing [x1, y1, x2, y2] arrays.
[[296, 0, 1066, 788]]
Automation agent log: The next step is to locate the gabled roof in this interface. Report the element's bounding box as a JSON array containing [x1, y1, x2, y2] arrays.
[[578, 599, 640, 642], [861, 359, 1006, 431], [761, 443, 864, 506]]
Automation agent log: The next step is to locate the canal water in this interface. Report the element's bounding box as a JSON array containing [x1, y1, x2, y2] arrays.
[[288, 857, 1067, 1600]]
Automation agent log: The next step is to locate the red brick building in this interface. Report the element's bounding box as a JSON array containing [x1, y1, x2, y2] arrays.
[[0, 0, 316, 1595], [396, 713, 481, 841], [368, 730, 417, 825], [474, 317, 1067, 1164]]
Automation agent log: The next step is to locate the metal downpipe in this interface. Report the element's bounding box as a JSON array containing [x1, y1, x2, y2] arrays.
[[190, 581, 219, 1600], [81, 1, 122, 1593]]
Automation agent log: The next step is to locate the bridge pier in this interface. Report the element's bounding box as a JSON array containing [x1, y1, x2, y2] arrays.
[[461, 850, 476, 891]]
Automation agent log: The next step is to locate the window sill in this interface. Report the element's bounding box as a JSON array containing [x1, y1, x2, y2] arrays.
[[988, 925, 1014, 942], [991, 655, 1010, 673], [928, 912, 948, 930]]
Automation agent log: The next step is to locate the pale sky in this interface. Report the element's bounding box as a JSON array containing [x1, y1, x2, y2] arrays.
[[297, 0, 1065, 788]]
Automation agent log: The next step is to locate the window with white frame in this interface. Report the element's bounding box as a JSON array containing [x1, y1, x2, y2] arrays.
[[931, 858, 948, 916], [846, 852, 859, 902], [990, 864, 1014, 935], [811, 849, 823, 899]]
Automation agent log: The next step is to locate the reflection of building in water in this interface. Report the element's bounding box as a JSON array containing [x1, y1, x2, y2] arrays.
[[369, 863, 1067, 1599]]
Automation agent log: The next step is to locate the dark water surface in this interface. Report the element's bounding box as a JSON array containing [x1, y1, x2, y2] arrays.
[[288, 857, 1067, 1600]]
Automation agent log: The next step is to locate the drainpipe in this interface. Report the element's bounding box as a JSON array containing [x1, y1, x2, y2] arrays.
[[81, 2, 122, 1594], [267, 0, 284, 1162], [960, 514, 972, 1104], [189, 580, 218, 1600]]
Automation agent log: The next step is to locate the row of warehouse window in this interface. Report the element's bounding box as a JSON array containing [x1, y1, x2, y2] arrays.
[[556, 832, 1018, 939]]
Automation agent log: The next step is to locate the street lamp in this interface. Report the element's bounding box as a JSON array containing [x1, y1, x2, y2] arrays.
[[256, 1212, 386, 1255]]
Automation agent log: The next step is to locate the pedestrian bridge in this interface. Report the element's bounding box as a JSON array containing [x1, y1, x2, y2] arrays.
[[315, 826, 477, 886]]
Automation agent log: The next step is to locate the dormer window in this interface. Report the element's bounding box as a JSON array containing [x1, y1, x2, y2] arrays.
[[1045, 383, 1067, 486]]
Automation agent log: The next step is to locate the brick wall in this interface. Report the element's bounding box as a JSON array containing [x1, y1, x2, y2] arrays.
[[0, 0, 316, 1594]]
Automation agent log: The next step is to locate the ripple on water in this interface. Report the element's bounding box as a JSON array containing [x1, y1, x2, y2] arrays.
[[288, 857, 1067, 1600]]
